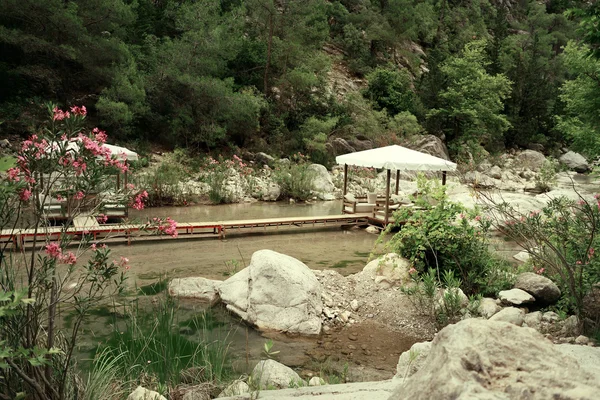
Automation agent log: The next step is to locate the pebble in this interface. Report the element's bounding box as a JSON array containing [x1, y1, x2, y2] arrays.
[[348, 344, 357, 350]]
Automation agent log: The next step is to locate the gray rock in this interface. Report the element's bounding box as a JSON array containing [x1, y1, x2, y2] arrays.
[[218, 250, 322, 335], [556, 343, 600, 377], [583, 282, 600, 322], [347, 138, 373, 151], [308, 164, 334, 194], [513, 251, 530, 263], [168, 277, 221, 305], [251, 359, 305, 389], [542, 311, 560, 322], [308, 377, 325, 386], [575, 335, 589, 345], [489, 307, 525, 326], [516, 150, 547, 171], [217, 379, 397, 399], [514, 272, 561, 305], [478, 297, 501, 319], [498, 288, 536, 306], [394, 341, 432, 380], [357, 254, 411, 288], [182, 385, 210, 400], [464, 171, 498, 189], [217, 380, 251, 398], [127, 387, 166, 400], [0, 139, 10, 148], [329, 138, 355, 155], [488, 165, 503, 179], [404, 135, 450, 160], [390, 319, 600, 400], [559, 151, 590, 173], [561, 315, 581, 337], [255, 152, 275, 166], [524, 311, 543, 331]]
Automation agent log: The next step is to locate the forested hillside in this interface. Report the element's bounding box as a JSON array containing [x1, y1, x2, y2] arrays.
[[1, 0, 599, 162]]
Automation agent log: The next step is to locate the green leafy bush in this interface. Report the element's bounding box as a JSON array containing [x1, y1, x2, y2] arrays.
[[488, 194, 600, 320], [200, 155, 254, 204], [272, 153, 316, 201], [137, 152, 190, 206], [383, 176, 513, 296]]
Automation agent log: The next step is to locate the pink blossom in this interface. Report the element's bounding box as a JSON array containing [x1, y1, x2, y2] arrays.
[[131, 191, 148, 210], [535, 268, 545, 275], [475, 215, 481, 221], [70, 105, 87, 116], [589, 248, 595, 259], [97, 214, 108, 223], [117, 256, 130, 270], [529, 210, 540, 217], [60, 252, 77, 265], [53, 107, 69, 121], [576, 260, 582, 265], [19, 188, 32, 201], [126, 183, 135, 190], [74, 191, 85, 200], [408, 267, 417, 274], [6, 167, 20, 182], [45, 242, 62, 259]]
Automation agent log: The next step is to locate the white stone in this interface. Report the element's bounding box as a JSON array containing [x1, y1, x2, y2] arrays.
[[559, 151, 590, 173], [542, 311, 560, 322], [513, 251, 530, 263], [498, 288, 535, 306], [575, 335, 589, 345], [524, 311, 543, 331], [390, 319, 600, 400], [489, 307, 525, 326], [365, 225, 380, 234], [218, 250, 322, 335], [251, 359, 305, 389], [217, 380, 251, 398], [516, 150, 547, 171], [308, 164, 335, 194], [308, 377, 325, 386], [394, 341, 432, 380], [350, 299, 359, 311], [127, 386, 166, 400], [358, 254, 411, 288], [478, 297, 500, 319], [168, 277, 221, 305], [556, 344, 600, 377]]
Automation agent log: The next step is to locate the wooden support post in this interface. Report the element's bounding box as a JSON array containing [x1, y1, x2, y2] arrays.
[[342, 164, 348, 214], [395, 171, 400, 195], [442, 171, 447, 186], [385, 169, 391, 226], [117, 173, 121, 190]]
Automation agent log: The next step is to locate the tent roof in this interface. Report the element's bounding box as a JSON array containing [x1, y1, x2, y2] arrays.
[[335, 145, 456, 172], [102, 143, 139, 161]]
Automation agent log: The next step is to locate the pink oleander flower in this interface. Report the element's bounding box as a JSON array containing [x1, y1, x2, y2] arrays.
[[589, 248, 595, 259], [118, 256, 130, 270], [70, 105, 87, 116], [19, 188, 32, 202], [408, 267, 417, 274], [131, 191, 148, 210], [576, 260, 582, 265], [45, 242, 62, 259], [7, 167, 20, 182], [61, 252, 77, 265], [126, 183, 135, 190], [535, 268, 545, 275], [74, 191, 85, 200], [53, 107, 69, 121], [97, 214, 108, 223], [475, 215, 481, 221]]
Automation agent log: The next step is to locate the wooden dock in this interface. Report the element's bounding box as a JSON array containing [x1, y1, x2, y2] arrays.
[[0, 214, 370, 248]]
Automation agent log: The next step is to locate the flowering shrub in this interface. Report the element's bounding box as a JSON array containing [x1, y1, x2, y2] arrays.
[[0, 103, 170, 399], [488, 194, 600, 319], [201, 154, 254, 204], [382, 176, 513, 296], [272, 152, 316, 201]]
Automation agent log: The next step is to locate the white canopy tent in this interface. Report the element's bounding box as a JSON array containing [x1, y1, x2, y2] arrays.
[[336, 145, 457, 224]]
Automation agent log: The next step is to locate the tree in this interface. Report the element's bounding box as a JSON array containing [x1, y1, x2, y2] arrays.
[[427, 40, 512, 154], [365, 66, 422, 117], [556, 41, 600, 157]]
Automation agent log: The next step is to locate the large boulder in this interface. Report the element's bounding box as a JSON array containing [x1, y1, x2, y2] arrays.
[[308, 164, 335, 195], [390, 319, 600, 400], [559, 151, 590, 173], [168, 277, 221, 305], [357, 254, 411, 288], [404, 135, 450, 161], [255, 152, 275, 166], [516, 150, 546, 171], [514, 272, 561, 305], [329, 138, 355, 155], [498, 288, 535, 306], [127, 387, 166, 400], [218, 250, 322, 335], [583, 282, 600, 324], [394, 341, 432, 380], [347, 138, 373, 151], [251, 359, 305, 389]]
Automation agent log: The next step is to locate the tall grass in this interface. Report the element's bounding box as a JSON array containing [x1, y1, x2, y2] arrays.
[[83, 348, 129, 400], [96, 297, 231, 393]]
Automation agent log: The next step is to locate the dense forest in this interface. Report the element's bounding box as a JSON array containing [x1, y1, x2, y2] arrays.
[[1, 0, 600, 163]]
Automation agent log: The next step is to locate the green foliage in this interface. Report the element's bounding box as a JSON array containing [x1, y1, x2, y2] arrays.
[[365, 67, 422, 117], [98, 297, 231, 392], [136, 151, 190, 206], [272, 153, 316, 201], [200, 155, 254, 204], [534, 158, 559, 193], [428, 40, 512, 150], [556, 41, 600, 158], [384, 176, 512, 296], [490, 195, 600, 319], [298, 116, 338, 166]]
